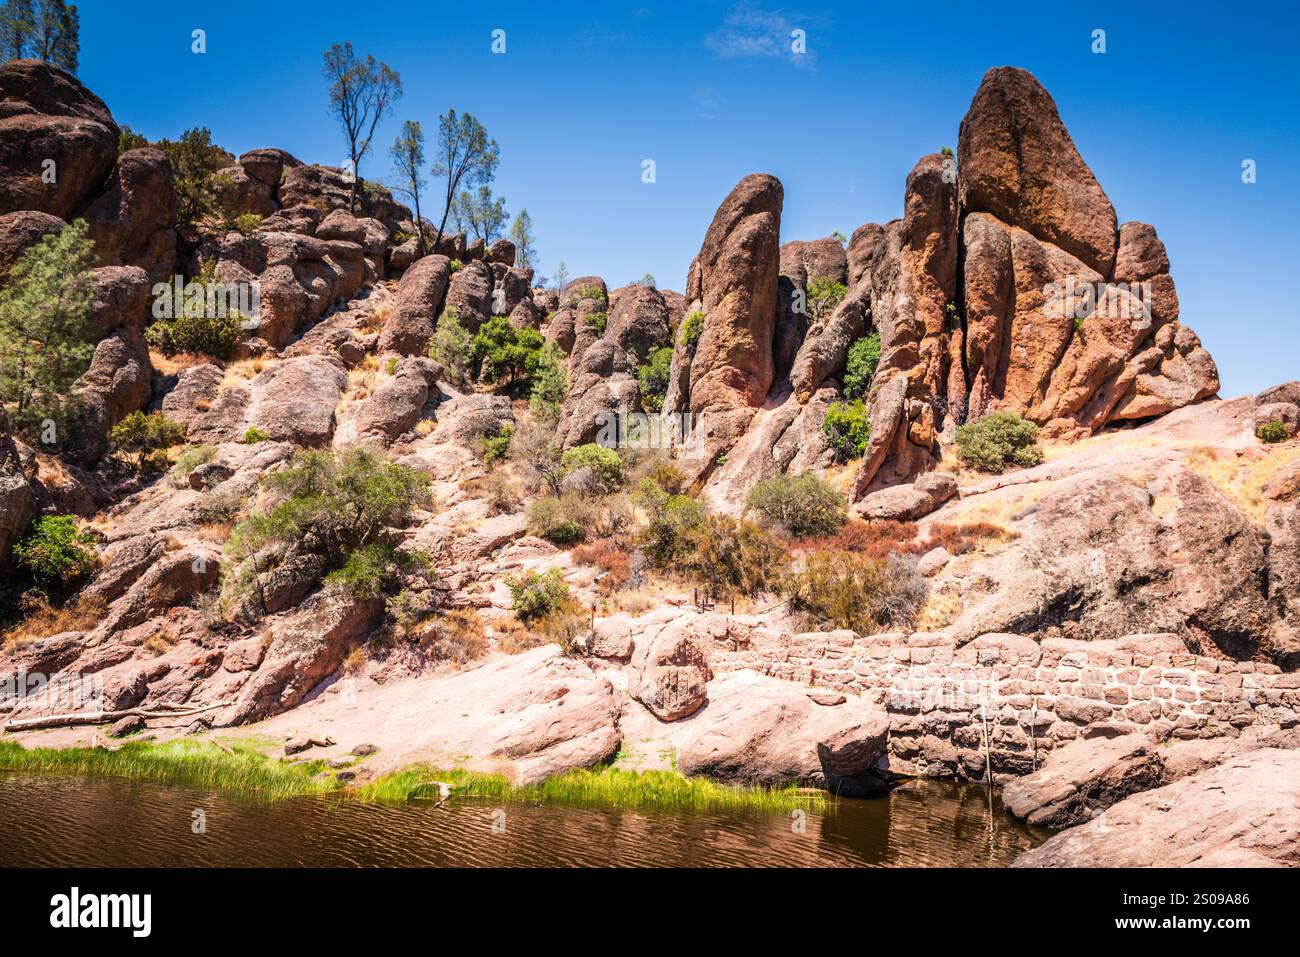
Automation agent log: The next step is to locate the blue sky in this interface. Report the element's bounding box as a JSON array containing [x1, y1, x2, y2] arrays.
[[77, 1, 1297, 396]]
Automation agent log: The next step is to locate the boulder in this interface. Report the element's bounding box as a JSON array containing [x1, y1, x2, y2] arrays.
[[487, 238, 516, 266], [79, 147, 179, 282], [87, 265, 152, 339], [160, 363, 225, 431], [316, 208, 367, 244], [672, 670, 891, 796], [0, 59, 119, 219], [238, 148, 302, 188], [379, 254, 450, 355], [221, 589, 383, 724], [853, 471, 958, 521], [442, 259, 493, 332], [212, 164, 276, 219], [1255, 401, 1300, 438], [958, 66, 1117, 275], [351, 357, 438, 444], [1258, 381, 1300, 407], [0, 209, 65, 279], [1002, 732, 1166, 828], [1014, 748, 1300, 867], [629, 620, 713, 720], [243, 356, 348, 447]]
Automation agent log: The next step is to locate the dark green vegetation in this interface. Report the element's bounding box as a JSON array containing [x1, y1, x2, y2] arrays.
[[955, 411, 1044, 473], [745, 473, 847, 537], [0, 218, 94, 439], [822, 398, 870, 460], [13, 514, 97, 587]]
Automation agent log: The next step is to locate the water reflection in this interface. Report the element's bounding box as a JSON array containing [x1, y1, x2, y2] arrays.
[[0, 773, 1048, 868]]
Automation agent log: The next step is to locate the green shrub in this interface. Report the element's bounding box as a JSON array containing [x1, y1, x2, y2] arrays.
[[525, 496, 587, 545], [14, 515, 98, 587], [806, 276, 847, 321], [506, 569, 571, 622], [678, 515, 785, 600], [233, 213, 263, 235], [242, 427, 270, 444], [584, 311, 607, 336], [528, 342, 567, 421], [326, 544, 428, 599], [481, 424, 515, 464], [429, 306, 475, 388], [822, 399, 870, 460], [472, 316, 547, 386], [636, 347, 674, 412], [226, 448, 429, 569], [1257, 420, 1290, 444], [745, 473, 846, 537], [385, 356, 399, 375], [955, 411, 1043, 473], [782, 551, 926, 632], [109, 411, 186, 471], [681, 310, 703, 348], [146, 299, 241, 359], [170, 443, 218, 484], [843, 333, 880, 399], [577, 285, 606, 302], [635, 479, 706, 566], [560, 443, 623, 489], [449, 258, 464, 272]]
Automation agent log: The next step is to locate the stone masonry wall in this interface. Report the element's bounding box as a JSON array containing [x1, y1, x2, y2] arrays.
[[709, 625, 1297, 782]]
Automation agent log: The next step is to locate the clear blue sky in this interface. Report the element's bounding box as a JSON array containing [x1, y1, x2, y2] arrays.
[[77, 1, 1297, 397]]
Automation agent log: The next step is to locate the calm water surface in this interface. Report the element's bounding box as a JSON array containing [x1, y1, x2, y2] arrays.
[[0, 772, 1049, 867]]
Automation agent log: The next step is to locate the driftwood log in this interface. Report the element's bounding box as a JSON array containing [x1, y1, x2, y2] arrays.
[[1, 701, 228, 733]]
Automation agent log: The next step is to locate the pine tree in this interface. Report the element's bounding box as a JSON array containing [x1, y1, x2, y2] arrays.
[[509, 209, 537, 270], [0, 219, 96, 434], [1, 0, 78, 73]]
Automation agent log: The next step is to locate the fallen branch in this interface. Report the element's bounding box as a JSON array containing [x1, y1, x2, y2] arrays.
[[2, 702, 229, 734]]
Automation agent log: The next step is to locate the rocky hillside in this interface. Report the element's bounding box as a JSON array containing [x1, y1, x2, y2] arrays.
[[2, 57, 1298, 867]]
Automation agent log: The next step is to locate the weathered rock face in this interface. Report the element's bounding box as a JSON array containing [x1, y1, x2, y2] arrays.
[[629, 621, 714, 721], [221, 589, 383, 725], [672, 669, 891, 796], [81, 148, 177, 282], [957, 70, 1217, 439], [442, 259, 493, 333], [555, 282, 672, 448], [947, 466, 1276, 662], [379, 254, 450, 355], [187, 355, 347, 447], [853, 153, 960, 494], [0, 60, 119, 220], [1002, 732, 1166, 828], [667, 174, 783, 482], [0, 408, 35, 563], [348, 357, 438, 445], [197, 229, 366, 347], [1014, 748, 1300, 867], [0, 209, 65, 278], [71, 327, 153, 465], [959, 66, 1118, 276]]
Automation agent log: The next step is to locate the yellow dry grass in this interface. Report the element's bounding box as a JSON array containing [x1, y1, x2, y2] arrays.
[[916, 590, 963, 631], [1185, 443, 1300, 523], [2, 594, 108, 652]]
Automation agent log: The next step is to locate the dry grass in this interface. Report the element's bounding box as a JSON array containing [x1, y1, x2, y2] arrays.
[[359, 304, 390, 334], [148, 350, 213, 376], [916, 589, 963, 630], [421, 608, 490, 664], [1186, 444, 1300, 523], [2, 594, 108, 652], [141, 626, 181, 656], [221, 357, 269, 386]]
